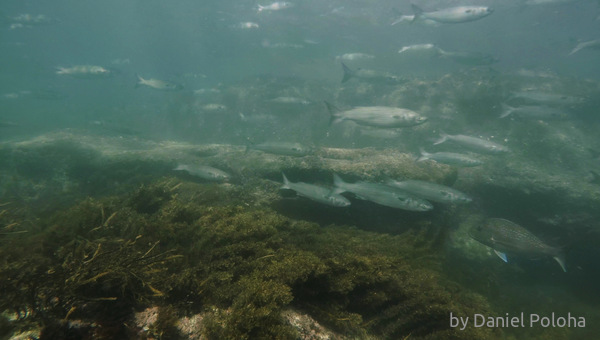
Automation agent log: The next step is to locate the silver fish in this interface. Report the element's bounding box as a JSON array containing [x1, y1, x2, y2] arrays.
[[469, 218, 566, 272], [568, 39, 600, 56], [335, 53, 375, 61], [411, 5, 493, 24], [333, 174, 433, 211], [500, 104, 570, 120], [258, 2, 293, 13], [340, 62, 406, 84], [56, 65, 114, 78], [135, 74, 183, 91], [398, 44, 441, 55], [269, 97, 310, 105], [174, 164, 230, 181], [281, 173, 350, 207], [417, 149, 482, 167], [434, 133, 509, 154], [326, 102, 427, 128], [509, 91, 584, 106], [437, 50, 499, 66], [386, 179, 472, 204], [247, 142, 312, 157]]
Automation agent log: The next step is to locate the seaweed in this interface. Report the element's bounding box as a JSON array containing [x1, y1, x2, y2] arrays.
[[0, 179, 501, 339]]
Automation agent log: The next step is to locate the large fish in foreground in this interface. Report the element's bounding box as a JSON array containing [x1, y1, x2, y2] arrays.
[[333, 174, 433, 211], [568, 39, 600, 56], [325, 102, 427, 128], [434, 133, 509, 154], [281, 173, 350, 207], [411, 4, 494, 24], [385, 179, 472, 204], [469, 218, 566, 272]]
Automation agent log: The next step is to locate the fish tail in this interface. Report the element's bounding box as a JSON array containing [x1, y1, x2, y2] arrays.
[[332, 173, 346, 188], [553, 253, 567, 272], [410, 4, 423, 22], [281, 172, 291, 189], [417, 148, 430, 162], [134, 73, 143, 88], [499, 103, 515, 118], [324, 101, 341, 126], [257, 5, 265, 13], [391, 8, 403, 25], [433, 132, 449, 145], [341, 62, 354, 83]]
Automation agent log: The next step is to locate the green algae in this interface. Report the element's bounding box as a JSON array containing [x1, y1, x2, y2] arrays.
[[0, 179, 501, 339]]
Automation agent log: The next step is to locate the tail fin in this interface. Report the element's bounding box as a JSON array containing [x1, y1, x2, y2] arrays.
[[391, 9, 404, 26], [410, 4, 424, 23], [417, 148, 431, 162], [500, 103, 515, 118], [332, 173, 347, 194], [324, 101, 341, 126], [281, 172, 291, 189], [553, 253, 567, 272], [135, 73, 143, 89], [341, 62, 354, 83], [257, 5, 265, 13], [433, 132, 449, 145]]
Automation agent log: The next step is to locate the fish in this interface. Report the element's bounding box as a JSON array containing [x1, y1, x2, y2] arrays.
[[135, 74, 183, 91], [268, 97, 310, 105], [258, 2, 293, 13], [437, 50, 499, 66], [411, 4, 494, 24], [500, 104, 570, 120], [397, 44, 441, 55], [235, 22, 259, 29], [509, 91, 585, 106], [173, 164, 230, 182], [568, 39, 600, 56], [434, 133, 509, 154], [340, 62, 406, 84], [469, 218, 567, 272], [281, 173, 350, 207], [385, 179, 472, 204], [0, 121, 20, 128], [8, 13, 60, 27], [56, 65, 115, 78], [417, 149, 483, 167], [335, 53, 375, 61], [246, 142, 312, 157], [332, 174, 433, 211], [201, 104, 227, 111], [325, 102, 427, 128]]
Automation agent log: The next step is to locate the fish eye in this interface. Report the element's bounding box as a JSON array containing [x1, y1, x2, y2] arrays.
[[466, 9, 472, 13], [393, 115, 400, 119]]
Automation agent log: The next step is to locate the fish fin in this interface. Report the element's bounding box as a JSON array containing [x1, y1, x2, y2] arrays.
[[494, 250, 508, 263], [391, 8, 403, 25], [341, 62, 354, 83], [257, 5, 264, 13], [417, 148, 430, 162], [433, 132, 449, 145], [281, 172, 291, 189], [134, 73, 143, 89], [332, 173, 346, 187], [173, 164, 186, 171], [324, 101, 341, 126], [553, 254, 567, 272], [500, 103, 515, 118], [410, 4, 423, 22]]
